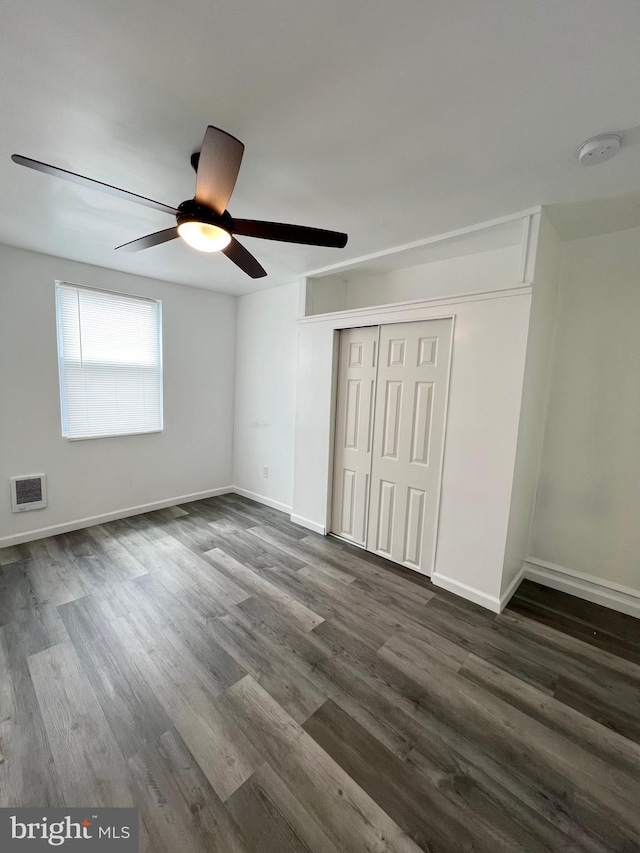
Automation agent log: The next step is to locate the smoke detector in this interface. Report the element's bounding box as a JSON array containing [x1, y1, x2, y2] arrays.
[[578, 134, 621, 166]]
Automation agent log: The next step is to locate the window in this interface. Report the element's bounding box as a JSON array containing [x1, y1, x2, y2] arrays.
[[55, 282, 163, 439]]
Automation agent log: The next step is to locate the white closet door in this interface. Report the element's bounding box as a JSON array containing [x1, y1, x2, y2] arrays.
[[367, 318, 452, 574], [331, 326, 378, 545]]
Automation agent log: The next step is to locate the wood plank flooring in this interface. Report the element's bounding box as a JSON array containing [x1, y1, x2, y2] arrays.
[[1, 494, 639, 852]]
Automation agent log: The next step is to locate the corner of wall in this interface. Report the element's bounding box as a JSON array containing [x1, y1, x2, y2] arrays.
[[526, 221, 640, 600], [232, 281, 300, 512], [501, 209, 562, 595]]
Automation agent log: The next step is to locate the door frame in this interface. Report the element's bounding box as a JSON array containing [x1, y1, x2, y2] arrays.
[[327, 312, 456, 577]]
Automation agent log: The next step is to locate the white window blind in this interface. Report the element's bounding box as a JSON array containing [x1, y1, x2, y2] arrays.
[[55, 282, 163, 439]]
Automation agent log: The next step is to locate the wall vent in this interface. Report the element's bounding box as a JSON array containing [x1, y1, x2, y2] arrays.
[[11, 474, 48, 512]]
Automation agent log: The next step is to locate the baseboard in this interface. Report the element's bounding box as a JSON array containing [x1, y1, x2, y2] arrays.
[[231, 487, 293, 515], [0, 487, 234, 548], [499, 566, 526, 612], [290, 514, 327, 536], [524, 557, 640, 619], [430, 572, 501, 613]]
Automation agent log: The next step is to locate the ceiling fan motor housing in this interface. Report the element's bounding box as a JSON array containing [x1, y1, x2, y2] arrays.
[[176, 198, 233, 233]]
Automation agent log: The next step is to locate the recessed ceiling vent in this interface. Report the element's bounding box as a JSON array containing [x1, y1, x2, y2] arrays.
[[578, 134, 621, 166], [11, 474, 48, 512]]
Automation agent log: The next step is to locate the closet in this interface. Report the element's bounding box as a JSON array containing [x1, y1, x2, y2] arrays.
[[295, 209, 555, 612], [331, 317, 452, 575]]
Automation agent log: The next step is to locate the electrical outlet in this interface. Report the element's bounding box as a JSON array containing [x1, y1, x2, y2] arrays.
[[263, 466, 269, 479]]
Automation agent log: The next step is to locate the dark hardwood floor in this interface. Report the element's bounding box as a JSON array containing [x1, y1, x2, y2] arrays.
[[1, 494, 639, 852]]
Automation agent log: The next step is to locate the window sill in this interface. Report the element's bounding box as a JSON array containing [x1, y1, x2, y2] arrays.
[[65, 429, 163, 442]]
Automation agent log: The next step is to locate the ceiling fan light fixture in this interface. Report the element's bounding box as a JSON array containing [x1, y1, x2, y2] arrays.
[[177, 220, 231, 253]]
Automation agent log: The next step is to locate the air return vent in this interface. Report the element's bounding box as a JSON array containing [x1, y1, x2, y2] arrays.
[[11, 474, 47, 512]]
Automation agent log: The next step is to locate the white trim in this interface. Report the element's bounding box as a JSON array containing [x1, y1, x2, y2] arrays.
[[298, 278, 311, 318], [499, 566, 526, 611], [324, 329, 343, 535], [428, 316, 455, 579], [430, 572, 502, 613], [303, 207, 542, 279], [523, 212, 540, 283], [298, 285, 532, 325], [55, 278, 161, 304], [518, 216, 532, 284], [290, 514, 327, 535], [231, 487, 293, 514], [67, 429, 163, 442], [0, 487, 234, 548], [524, 557, 640, 619]]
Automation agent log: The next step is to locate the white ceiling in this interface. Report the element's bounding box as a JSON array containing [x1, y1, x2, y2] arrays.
[[2, 0, 639, 295]]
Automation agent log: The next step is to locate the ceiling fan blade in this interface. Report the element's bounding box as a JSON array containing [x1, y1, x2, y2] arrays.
[[11, 154, 178, 216], [115, 227, 179, 252], [194, 126, 244, 215], [222, 237, 267, 278], [232, 218, 348, 248]]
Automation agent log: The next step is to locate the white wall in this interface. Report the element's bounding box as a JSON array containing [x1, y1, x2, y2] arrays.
[[0, 244, 236, 545], [530, 225, 640, 594], [501, 213, 561, 595], [233, 282, 299, 512]]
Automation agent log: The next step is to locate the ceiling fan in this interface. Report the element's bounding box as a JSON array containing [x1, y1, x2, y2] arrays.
[[11, 125, 348, 279]]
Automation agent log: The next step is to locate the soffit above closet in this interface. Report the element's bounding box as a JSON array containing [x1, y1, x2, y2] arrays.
[[304, 212, 533, 316]]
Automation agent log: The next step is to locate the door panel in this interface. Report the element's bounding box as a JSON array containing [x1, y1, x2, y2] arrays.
[[410, 381, 434, 465], [375, 480, 396, 555], [367, 318, 452, 574], [381, 381, 403, 459], [344, 380, 362, 448], [331, 326, 378, 545], [403, 487, 425, 568]]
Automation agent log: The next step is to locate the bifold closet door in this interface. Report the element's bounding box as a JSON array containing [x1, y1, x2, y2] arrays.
[[367, 318, 452, 574], [331, 326, 378, 545]]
